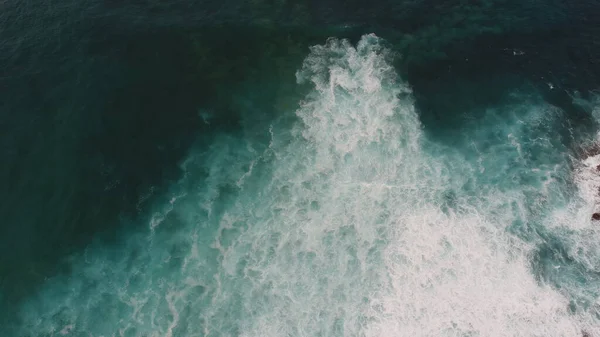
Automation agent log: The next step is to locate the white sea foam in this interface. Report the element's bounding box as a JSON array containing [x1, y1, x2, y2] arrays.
[[14, 34, 600, 337]]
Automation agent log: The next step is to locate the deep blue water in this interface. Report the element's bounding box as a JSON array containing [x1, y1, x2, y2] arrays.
[[1, 1, 600, 336]]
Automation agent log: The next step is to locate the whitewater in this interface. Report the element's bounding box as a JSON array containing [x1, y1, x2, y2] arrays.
[[13, 35, 600, 336]]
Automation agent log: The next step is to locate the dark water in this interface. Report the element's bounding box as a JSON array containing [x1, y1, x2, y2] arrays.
[[1, 0, 600, 335]]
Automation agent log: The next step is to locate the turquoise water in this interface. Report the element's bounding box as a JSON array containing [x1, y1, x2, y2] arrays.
[[8, 35, 600, 336]]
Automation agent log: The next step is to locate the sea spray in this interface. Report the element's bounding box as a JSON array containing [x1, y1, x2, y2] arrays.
[[12, 35, 600, 337]]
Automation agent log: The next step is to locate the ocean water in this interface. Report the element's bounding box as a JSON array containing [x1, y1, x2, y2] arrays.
[[2, 1, 600, 337], [3, 34, 599, 336]]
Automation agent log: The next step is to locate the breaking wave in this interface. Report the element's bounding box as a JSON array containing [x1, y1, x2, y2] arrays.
[[13, 35, 600, 337]]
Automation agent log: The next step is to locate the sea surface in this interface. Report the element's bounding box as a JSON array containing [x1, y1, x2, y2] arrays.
[[1, 1, 600, 336]]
